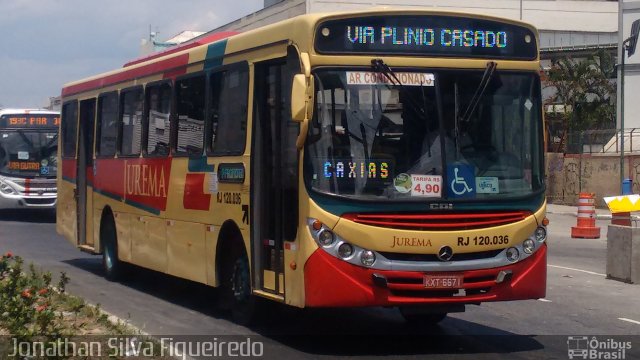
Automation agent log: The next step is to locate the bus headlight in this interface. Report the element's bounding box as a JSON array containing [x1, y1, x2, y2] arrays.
[[506, 247, 520, 262], [535, 226, 547, 242], [337, 243, 354, 259], [0, 182, 16, 195], [523, 239, 536, 254], [318, 230, 335, 246], [360, 250, 376, 267]]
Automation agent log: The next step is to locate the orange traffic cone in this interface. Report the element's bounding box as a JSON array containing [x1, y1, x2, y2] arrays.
[[571, 193, 601, 239]]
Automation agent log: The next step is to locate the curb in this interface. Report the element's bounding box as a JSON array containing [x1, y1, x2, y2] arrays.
[[546, 209, 640, 221]]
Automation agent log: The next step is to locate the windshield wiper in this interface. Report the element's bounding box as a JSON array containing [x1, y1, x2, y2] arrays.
[[370, 59, 433, 154], [17, 130, 35, 151], [459, 61, 497, 125]]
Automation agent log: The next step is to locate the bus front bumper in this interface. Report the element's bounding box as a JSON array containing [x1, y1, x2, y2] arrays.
[[0, 193, 57, 210], [304, 243, 546, 307]]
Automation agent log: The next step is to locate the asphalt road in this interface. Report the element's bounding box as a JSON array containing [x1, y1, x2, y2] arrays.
[[1, 208, 640, 359]]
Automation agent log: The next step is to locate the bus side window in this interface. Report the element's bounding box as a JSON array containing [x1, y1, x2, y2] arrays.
[[96, 92, 118, 157], [145, 82, 172, 157], [61, 101, 78, 158], [119, 87, 143, 156], [209, 64, 249, 156], [176, 73, 206, 156]]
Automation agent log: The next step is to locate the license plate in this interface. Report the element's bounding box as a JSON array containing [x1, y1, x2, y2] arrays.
[[424, 274, 463, 289]]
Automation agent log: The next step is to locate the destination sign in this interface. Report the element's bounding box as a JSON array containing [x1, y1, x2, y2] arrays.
[[0, 115, 60, 128], [315, 15, 537, 60], [218, 163, 245, 183]]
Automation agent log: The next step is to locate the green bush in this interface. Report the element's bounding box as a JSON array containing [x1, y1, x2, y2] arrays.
[[0, 252, 69, 342]]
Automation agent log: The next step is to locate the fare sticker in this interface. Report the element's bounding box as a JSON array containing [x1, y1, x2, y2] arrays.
[[410, 174, 442, 198]]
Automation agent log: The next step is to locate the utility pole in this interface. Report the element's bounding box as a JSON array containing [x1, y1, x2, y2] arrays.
[[520, 0, 523, 20], [619, 19, 640, 193]]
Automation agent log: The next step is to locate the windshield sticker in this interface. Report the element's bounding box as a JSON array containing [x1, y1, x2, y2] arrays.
[[525, 99, 533, 111], [410, 174, 442, 198], [18, 151, 29, 160], [447, 164, 475, 198], [346, 72, 434, 86], [209, 172, 218, 193], [393, 173, 412, 193], [476, 177, 499, 194]]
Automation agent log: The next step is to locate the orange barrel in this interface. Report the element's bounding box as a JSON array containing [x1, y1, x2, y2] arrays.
[[571, 193, 601, 239]]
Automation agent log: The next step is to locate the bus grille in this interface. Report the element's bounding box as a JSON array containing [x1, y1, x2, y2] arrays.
[[342, 211, 531, 231], [24, 198, 56, 205], [379, 249, 502, 262]]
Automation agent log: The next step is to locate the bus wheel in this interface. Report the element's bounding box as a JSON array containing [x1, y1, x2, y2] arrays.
[[228, 252, 256, 325], [101, 215, 123, 281], [400, 308, 447, 326]]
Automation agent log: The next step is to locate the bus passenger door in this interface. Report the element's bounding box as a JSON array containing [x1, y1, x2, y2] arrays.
[[77, 98, 96, 249], [252, 53, 299, 297]]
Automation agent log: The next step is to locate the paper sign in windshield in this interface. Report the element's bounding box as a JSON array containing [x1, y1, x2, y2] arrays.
[[410, 174, 442, 197], [476, 177, 499, 194], [346, 72, 434, 86]]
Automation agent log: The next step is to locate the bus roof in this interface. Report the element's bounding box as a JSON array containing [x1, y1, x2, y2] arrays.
[[0, 108, 59, 116], [61, 9, 538, 98]]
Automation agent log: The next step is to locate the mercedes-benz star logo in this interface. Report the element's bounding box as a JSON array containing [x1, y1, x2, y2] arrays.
[[437, 246, 454, 262]]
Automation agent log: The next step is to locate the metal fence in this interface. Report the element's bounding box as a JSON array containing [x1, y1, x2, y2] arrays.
[[557, 128, 640, 154]]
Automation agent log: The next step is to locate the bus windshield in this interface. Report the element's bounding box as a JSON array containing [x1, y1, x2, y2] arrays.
[[0, 130, 58, 177], [304, 68, 543, 201]]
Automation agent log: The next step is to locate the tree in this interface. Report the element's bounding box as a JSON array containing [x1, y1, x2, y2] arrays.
[[543, 50, 616, 152]]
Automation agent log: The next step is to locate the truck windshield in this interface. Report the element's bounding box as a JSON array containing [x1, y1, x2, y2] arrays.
[[0, 130, 58, 178], [304, 68, 543, 201]]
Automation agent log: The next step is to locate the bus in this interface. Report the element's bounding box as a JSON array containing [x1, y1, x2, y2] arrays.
[[0, 108, 59, 210], [57, 9, 547, 324]]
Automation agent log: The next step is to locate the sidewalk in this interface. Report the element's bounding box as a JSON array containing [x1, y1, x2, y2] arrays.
[[546, 203, 614, 220], [546, 203, 640, 221]]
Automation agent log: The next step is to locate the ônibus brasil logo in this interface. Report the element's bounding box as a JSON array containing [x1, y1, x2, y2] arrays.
[[567, 336, 632, 359]]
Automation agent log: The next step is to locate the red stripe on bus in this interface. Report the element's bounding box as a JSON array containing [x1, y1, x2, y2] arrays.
[[183, 173, 211, 211], [62, 158, 77, 181], [123, 31, 239, 68], [61, 54, 190, 97]]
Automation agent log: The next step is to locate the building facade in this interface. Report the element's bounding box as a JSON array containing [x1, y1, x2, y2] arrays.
[[212, 0, 618, 55]]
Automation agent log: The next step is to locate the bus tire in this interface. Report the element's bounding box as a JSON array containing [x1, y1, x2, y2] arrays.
[[400, 309, 447, 326], [101, 213, 123, 281], [220, 244, 256, 325], [230, 252, 257, 325]]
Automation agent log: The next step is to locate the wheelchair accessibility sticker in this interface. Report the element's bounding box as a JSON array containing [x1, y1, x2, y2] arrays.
[[447, 164, 475, 198]]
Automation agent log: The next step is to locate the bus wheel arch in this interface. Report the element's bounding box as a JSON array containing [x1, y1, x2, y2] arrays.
[[99, 206, 123, 281], [215, 220, 255, 324]]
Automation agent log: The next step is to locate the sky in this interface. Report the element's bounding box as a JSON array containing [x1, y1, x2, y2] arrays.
[[0, 0, 264, 108]]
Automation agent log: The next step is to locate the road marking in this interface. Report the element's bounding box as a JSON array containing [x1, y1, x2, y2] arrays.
[[619, 317, 640, 325], [538, 298, 552, 302], [548, 264, 606, 277]]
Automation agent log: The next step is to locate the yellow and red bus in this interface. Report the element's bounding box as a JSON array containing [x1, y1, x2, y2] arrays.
[[57, 9, 547, 324], [0, 108, 59, 210]]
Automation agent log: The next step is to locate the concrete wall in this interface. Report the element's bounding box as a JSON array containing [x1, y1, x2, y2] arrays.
[[545, 153, 640, 207]]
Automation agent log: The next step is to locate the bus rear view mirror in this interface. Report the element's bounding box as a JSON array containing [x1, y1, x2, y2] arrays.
[[291, 74, 313, 122]]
